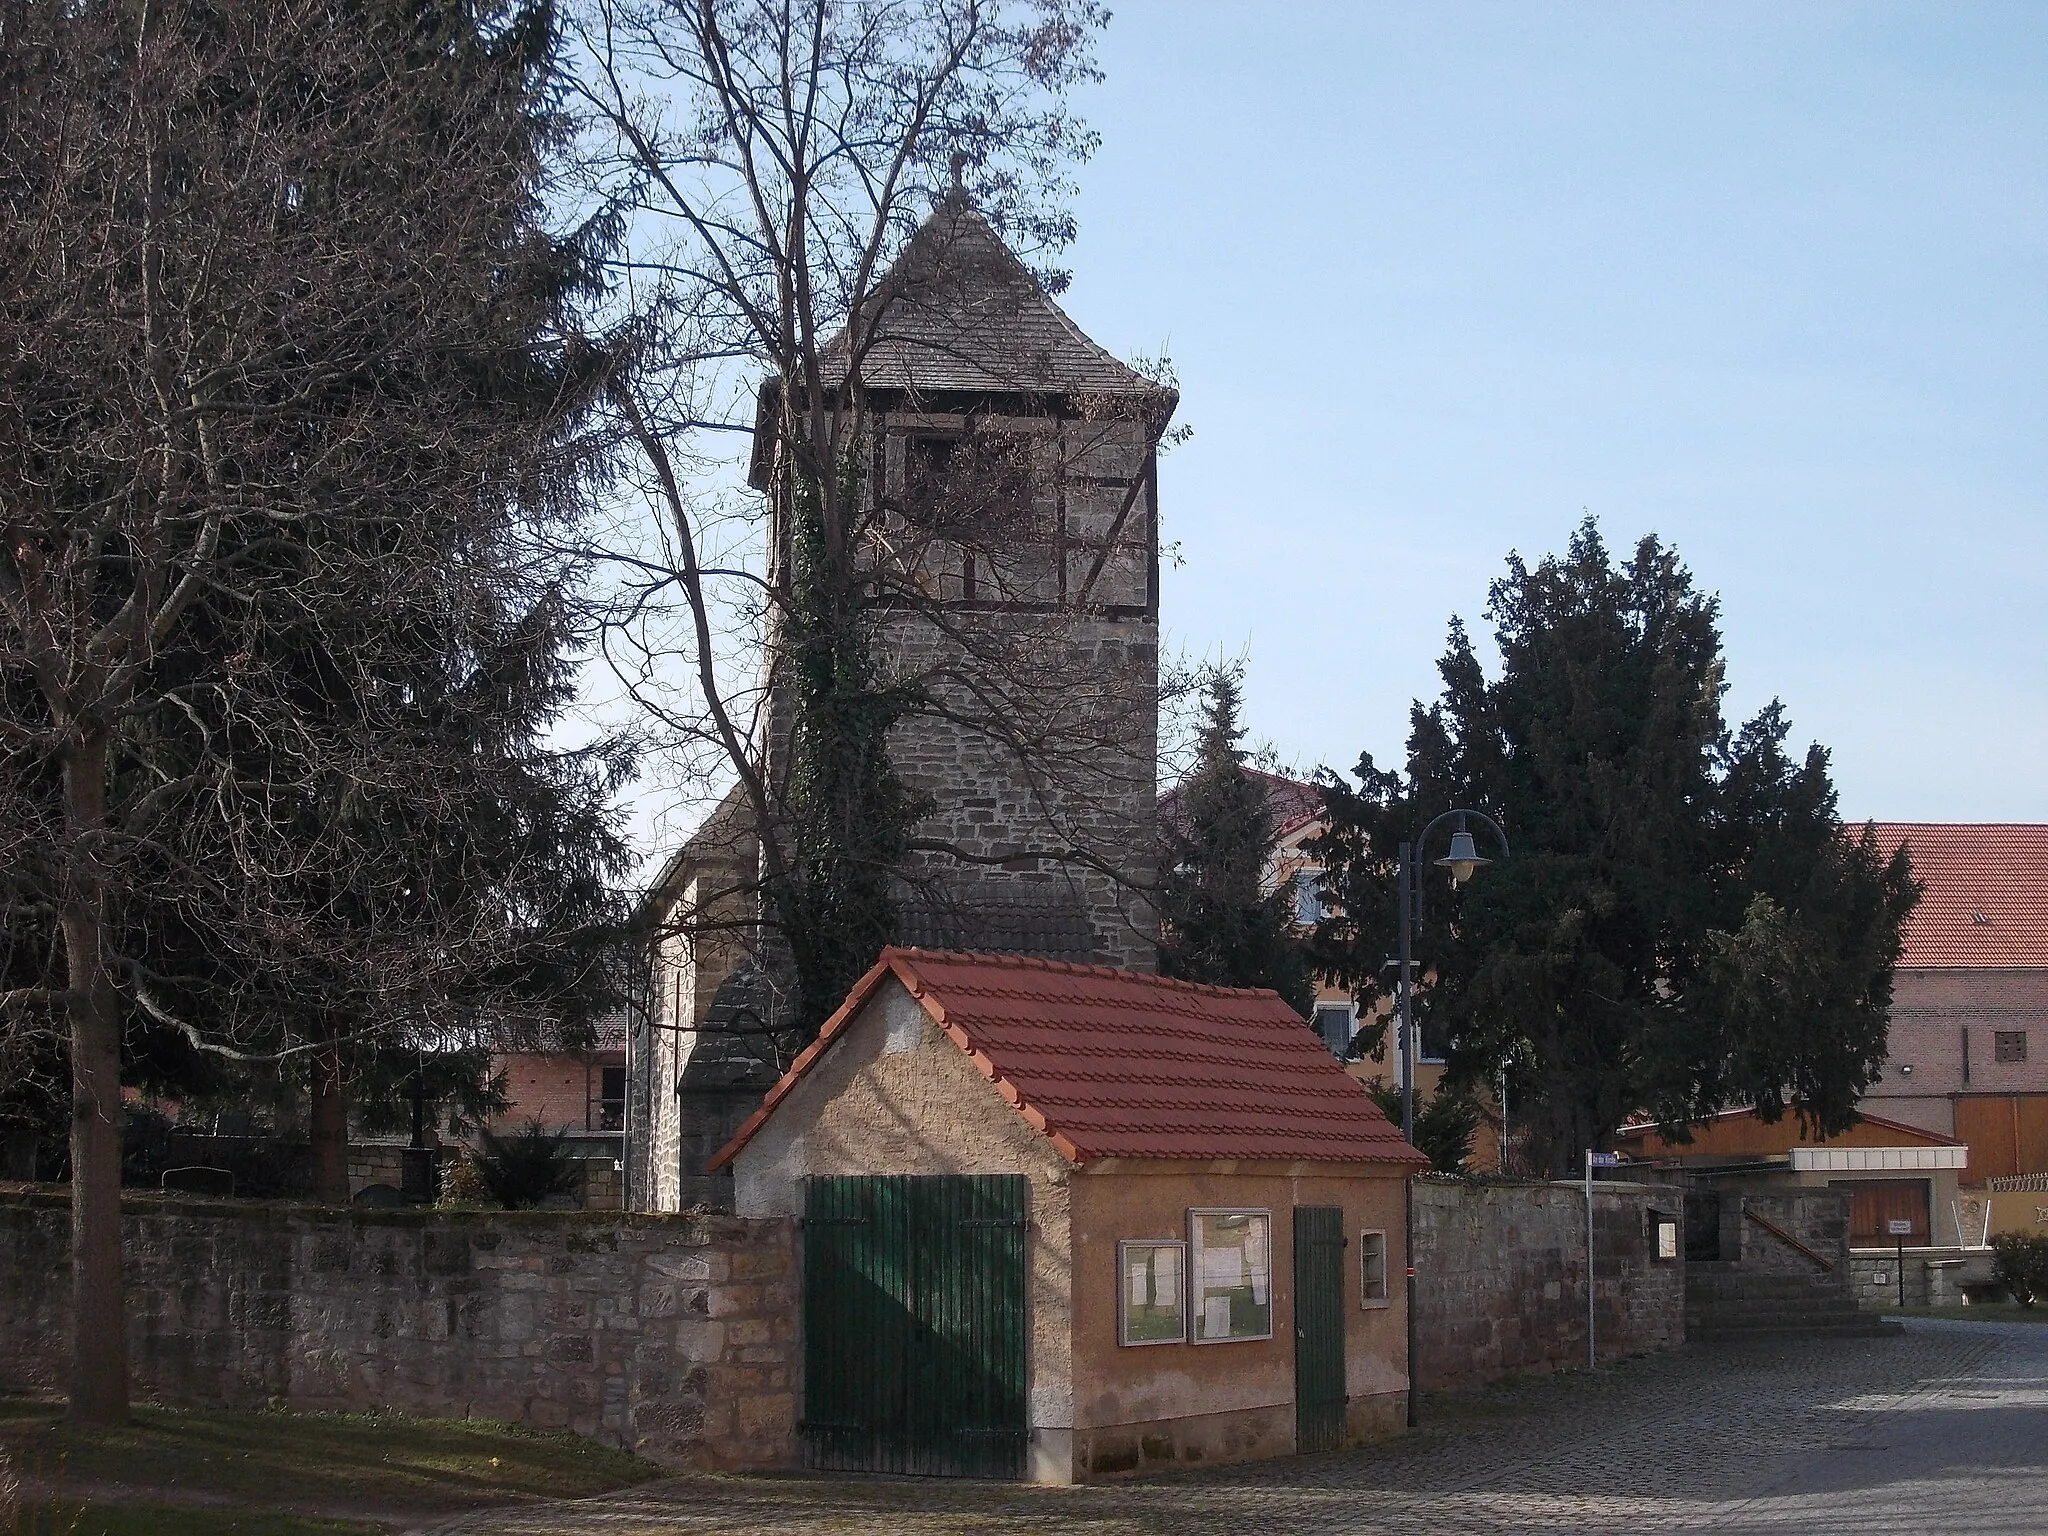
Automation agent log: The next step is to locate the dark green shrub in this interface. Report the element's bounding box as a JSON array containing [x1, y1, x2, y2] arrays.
[[1989, 1232, 2048, 1307], [474, 1122, 580, 1210], [1363, 1079, 1480, 1174]]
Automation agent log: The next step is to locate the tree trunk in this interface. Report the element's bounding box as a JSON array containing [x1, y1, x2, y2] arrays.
[[309, 1037, 350, 1205], [61, 729, 129, 1426]]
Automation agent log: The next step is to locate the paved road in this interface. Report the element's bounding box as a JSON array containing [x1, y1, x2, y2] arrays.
[[421, 1320, 2048, 1535]]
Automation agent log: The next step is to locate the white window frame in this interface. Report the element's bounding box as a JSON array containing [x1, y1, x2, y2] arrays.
[[1116, 1239, 1189, 1347], [1292, 868, 1327, 926], [1313, 1001, 1356, 1056], [1360, 1228, 1390, 1308], [1187, 1208, 1275, 1345]]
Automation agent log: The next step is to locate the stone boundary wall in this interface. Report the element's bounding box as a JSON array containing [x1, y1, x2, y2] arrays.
[[1850, 1248, 1996, 1310], [0, 1188, 794, 1469], [1413, 1178, 1684, 1390]]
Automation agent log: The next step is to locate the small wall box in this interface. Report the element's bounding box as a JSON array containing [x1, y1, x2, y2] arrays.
[[1651, 1212, 1679, 1261]]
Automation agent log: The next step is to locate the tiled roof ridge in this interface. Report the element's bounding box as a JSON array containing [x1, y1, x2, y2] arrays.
[[1864, 820, 2048, 830], [882, 944, 1285, 1001]]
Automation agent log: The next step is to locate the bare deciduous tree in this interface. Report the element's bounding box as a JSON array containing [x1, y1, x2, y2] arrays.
[[571, 0, 1178, 1050], [1, 0, 625, 1421]]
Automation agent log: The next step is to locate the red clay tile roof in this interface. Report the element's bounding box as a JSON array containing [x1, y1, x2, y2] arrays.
[[1866, 823, 2048, 969], [1159, 768, 1326, 846], [709, 949, 1425, 1171]]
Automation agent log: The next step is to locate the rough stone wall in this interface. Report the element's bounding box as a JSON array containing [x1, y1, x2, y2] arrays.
[[641, 923, 690, 1215], [1850, 1249, 1996, 1309], [1412, 1179, 1684, 1389], [641, 834, 765, 1212], [0, 1189, 795, 1470], [1730, 1190, 1853, 1281], [344, 1143, 453, 1199]]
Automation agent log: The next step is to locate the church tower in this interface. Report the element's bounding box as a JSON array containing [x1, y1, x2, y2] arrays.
[[635, 195, 1173, 1209], [758, 191, 1175, 969]]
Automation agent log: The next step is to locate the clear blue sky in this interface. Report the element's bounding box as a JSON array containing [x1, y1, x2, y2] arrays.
[[1054, 1, 2046, 821]]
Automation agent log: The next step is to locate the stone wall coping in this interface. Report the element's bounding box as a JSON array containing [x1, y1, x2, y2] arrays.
[[1414, 1178, 1672, 1196], [0, 1184, 759, 1234]]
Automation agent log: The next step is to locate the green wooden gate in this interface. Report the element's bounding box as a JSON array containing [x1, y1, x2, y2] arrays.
[[801, 1174, 1028, 1478], [1293, 1205, 1348, 1454]]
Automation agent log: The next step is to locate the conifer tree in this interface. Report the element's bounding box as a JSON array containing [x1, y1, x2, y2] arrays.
[[1160, 673, 1315, 1016], [1312, 520, 1919, 1177]]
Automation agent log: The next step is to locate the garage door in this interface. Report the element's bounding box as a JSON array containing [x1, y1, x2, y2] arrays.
[[1835, 1179, 1930, 1246]]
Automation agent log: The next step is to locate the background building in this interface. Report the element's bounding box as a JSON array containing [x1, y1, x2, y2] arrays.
[[1860, 823, 2048, 1182]]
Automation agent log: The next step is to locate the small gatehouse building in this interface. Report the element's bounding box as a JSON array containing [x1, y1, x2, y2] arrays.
[[711, 947, 1426, 1483]]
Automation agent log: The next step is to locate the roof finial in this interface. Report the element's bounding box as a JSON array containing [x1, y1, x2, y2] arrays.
[[948, 150, 969, 195]]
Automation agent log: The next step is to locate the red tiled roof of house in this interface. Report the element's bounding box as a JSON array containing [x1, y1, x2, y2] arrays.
[[1159, 768, 1326, 845], [1251, 769, 1327, 841], [709, 948, 1425, 1171], [1866, 823, 2048, 969]]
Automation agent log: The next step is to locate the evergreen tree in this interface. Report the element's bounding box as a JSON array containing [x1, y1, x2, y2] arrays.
[[1160, 673, 1316, 1016], [1311, 520, 1919, 1177], [1362, 1078, 1480, 1175]]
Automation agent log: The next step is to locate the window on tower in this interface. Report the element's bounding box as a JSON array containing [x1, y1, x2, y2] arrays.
[[901, 430, 1033, 539]]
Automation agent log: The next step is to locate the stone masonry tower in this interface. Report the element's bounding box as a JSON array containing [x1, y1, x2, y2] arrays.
[[635, 194, 1172, 1209], [755, 191, 1175, 970]]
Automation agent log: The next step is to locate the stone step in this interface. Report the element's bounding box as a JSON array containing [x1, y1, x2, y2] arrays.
[[1687, 1271, 1850, 1296], [1689, 1311, 1869, 1333], [1692, 1305, 1885, 1326], [1689, 1294, 1870, 1326], [1691, 1316, 1904, 1342], [1688, 1291, 1854, 1311]]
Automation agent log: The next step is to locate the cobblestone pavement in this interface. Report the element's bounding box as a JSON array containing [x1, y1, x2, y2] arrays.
[[419, 1320, 2048, 1535]]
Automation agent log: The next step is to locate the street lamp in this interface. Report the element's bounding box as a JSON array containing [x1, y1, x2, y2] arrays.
[[1398, 808, 1509, 1429]]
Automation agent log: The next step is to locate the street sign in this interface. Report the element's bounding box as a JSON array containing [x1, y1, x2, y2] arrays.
[[1887, 1219, 1914, 1237], [1588, 1152, 1621, 1168]]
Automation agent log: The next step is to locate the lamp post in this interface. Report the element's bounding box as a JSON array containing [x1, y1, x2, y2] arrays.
[[1398, 809, 1509, 1429]]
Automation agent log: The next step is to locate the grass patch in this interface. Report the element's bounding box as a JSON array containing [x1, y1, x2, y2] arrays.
[[1887, 1303, 2048, 1325], [0, 1396, 660, 1525], [16, 1501, 381, 1535]]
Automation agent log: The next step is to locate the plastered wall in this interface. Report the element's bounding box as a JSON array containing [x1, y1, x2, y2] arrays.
[[1067, 1161, 1410, 1475]]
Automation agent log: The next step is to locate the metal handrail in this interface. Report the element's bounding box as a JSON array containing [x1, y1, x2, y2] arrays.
[[1743, 1204, 1835, 1272]]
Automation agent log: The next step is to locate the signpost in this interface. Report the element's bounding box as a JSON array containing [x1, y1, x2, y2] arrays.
[[1585, 1151, 1620, 1367], [1889, 1218, 1915, 1309]]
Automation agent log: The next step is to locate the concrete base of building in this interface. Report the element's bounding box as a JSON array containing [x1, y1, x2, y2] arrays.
[[1070, 1391, 1405, 1481]]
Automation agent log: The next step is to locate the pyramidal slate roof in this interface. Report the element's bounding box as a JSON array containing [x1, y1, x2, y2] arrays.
[[710, 948, 1425, 1170], [823, 193, 1166, 398]]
